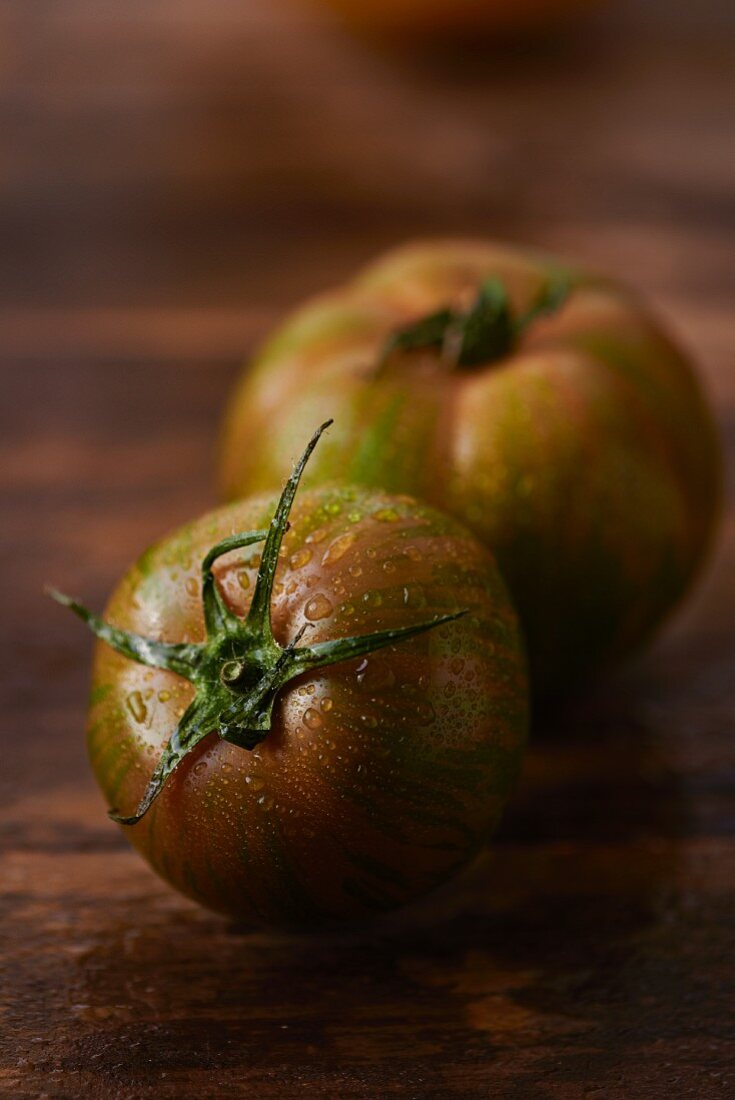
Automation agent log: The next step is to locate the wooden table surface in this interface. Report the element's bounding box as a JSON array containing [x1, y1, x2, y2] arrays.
[[2, 2, 734, 1097]]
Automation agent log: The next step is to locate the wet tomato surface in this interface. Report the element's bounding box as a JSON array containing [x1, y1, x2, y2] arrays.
[[220, 240, 722, 694], [68, 431, 528, 927]]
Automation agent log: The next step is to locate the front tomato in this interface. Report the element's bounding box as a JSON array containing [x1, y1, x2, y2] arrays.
[[219, 241, 722, 695], [59, 426, 527, 927]]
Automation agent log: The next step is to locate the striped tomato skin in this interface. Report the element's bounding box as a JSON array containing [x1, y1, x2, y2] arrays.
[[87, 484, 528, 926], [219, 241, 722, 694]]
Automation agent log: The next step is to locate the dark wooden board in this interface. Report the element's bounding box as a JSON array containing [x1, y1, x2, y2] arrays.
[[2, 3, 734, 1097]]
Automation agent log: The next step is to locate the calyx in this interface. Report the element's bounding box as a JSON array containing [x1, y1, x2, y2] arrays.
[[50, 421, 465, 825], [379, 274, 569, 371]]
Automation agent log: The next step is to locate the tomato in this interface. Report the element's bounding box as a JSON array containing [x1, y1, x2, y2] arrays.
[[54, 424, 527, 926], [315, 0, 598, 38], [219, 241, 722, 696]]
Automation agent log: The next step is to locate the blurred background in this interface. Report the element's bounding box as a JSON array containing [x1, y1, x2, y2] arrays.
[[2, 0, 733, 313], [2, 0, 730, 783], [3, 2, 735, 1094], [2, 0, 734, 858], [3, 0, 733, 609]]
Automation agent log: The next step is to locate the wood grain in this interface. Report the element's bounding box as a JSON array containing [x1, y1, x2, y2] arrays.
[[2, 2, 734, 1097]]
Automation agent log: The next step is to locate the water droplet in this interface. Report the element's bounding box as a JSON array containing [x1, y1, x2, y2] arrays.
[[290, 547, 312, 570], [303, 708, 322, 731], [373, 507, 398, 522], [257, 795, 274, 811], [322, 532, 356, 566], [382, 559, 396, 574], [236, 570, 250, 590], [305, 594, 333, 621], [185, 576, 198, 598], [126, 691, 147, 724], [405, 546, 422, 563], [405, 586, 427, 609], [306, 527, 328, 545], [246, 775, 265, 791], [348, 563, 363, 577], [362, 591, 382, 608], [348, 511, 362, 523], [357, 660, 397, 691], [157, 690, 171, 702], [286, 580, 297, 595], [221, 762, 232, 772], [193, 761, 207, 777], [321, 697, 334, 712], [360, 714, 378, 729]]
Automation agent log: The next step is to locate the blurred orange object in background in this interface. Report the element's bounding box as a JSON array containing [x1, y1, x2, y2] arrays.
[[316, 0, 600, 38]]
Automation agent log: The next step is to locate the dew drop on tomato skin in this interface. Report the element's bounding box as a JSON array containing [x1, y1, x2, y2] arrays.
[[304, 594, 333, 621], [321, 532, 357, 566], [356, 657, 397, 692], [303, 707, 323, 731], [361, 591, 383, 608], [305, 526, 329, 545], [289, 547, 313, 570], [126, 691, 147, 724]]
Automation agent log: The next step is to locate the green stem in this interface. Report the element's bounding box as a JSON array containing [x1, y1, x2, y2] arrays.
[[201, 530, 268, 637], [378, 273, 570, 373], [243, 419, 333, 647], [50, 420, 466, 826], [47, 588, 202, 680]]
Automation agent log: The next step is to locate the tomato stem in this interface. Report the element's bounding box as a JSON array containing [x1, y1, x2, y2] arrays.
[[243, 420, 332, 648], [46, 588, 204, 679], [378, 273, 570, 372], [50, 421, 467, 826], [201, 529, 268, 636]]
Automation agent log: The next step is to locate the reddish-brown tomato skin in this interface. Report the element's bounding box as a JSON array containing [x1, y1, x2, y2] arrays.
[[87, 484, 528, 927], [218, 241, 723, 695]]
